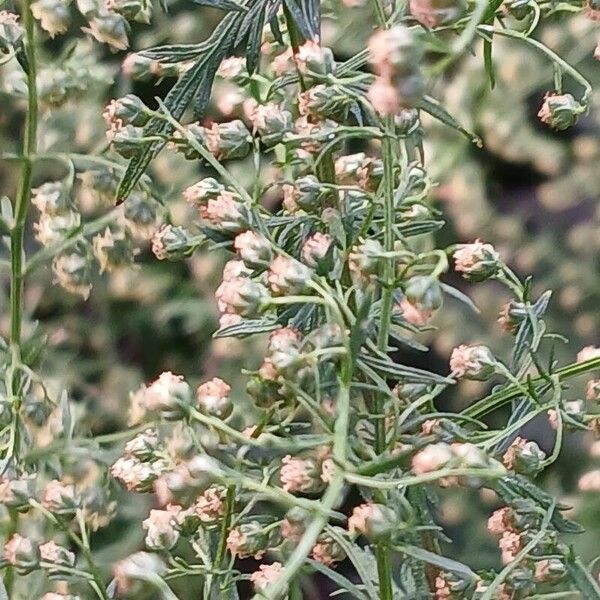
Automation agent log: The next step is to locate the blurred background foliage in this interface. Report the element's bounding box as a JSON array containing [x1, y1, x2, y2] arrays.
[[1, 1, 600, 589]]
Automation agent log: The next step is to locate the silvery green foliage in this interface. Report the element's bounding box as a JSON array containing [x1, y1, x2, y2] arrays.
[[1, 0, 600, 599]]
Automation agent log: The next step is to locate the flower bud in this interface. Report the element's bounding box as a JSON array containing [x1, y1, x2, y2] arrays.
[[280, 455, 325, 494], [204, 120, 251, 160], [497, 300, 527, 334], [113, 552, 167, 597], [281, 507, 311, 541], [122, 52, 178, 80], [39, 540, 76, 568], [404, 276, 443, 311], [78, 168, 118, 209], [435, 571, 477, 598], [0, 12, 23, 51], [348, 239, 384, 282], [40, 480, 80, 515], [0, 476, 34, 511], [335, 153, 383, 191], [226, 521, 270, 559], [311, 532, 345, 566], [144, 371, 192, 419], [234, 231, 273, 269], [32, 181, 72, 215], [453, 239, 500, 281], [193, 486, 225, 523], [534, 558, 566, 583], [111, 124, 143, 157], [151, 224, 200, 261], [3, 535, 40, 574], [215, 276, 269, 319], [538, 93, 585, 131], [183, 177, 225, 206], [368, 26, 423, 78], [248, 102, 293, 145], [502, 437, 545, 475], [122, 191, 158, 239], [124, 428, 160, 460], [449, 344, 496, 380], [105, 0, 151, 23], [92, 226, 136, 273], [31, 0, 70, 38], [408, 0, 466, 27], [282, 175, 324, 213], [103, 95, 150, 136], [393, 382, 430, 405], [196, 377, 232, 419], [111, 456, 166, 492], [34, 210, 81, 247], [251, 562, 284, 593], [348, 503, 397, 540], [301, 232, 333, 270], [142, 508, 181, 550], [52, 242, 94, 299], [83, 11, 129, 51], [267, 256, 314, 295], [200, 191, 248, 232], [295, 40, 336, 76], [292, 116, 338, 154], [412, 443, 453, 475], [586, 378, 600, 402], [298, 84, 350, 120]]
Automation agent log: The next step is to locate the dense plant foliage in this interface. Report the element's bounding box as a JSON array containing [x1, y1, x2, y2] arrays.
[[1, 0, 600, 598]]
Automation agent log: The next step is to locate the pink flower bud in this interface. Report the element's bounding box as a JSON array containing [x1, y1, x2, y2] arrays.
[[196, 377, 232, 419]]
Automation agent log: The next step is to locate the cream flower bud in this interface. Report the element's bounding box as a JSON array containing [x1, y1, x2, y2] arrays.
[[267, 256, 314, 295], [348, 503, 396, 540], [226, 521, 270, 559], [248, 102, 293, 145], [408, 0, 465, 28], [3, 534, 40, 574], [83, 11, 129, 51], [111, 456, 166, 492], [301, 232, 333, 269], [92, 226, 136, 273], [40, 480, 79, 515], [280, 455, 325, 494], [144, 371, 192, 419], [586, 378, 600, 402], [538, 93, 584, 131], [204, 120, 251, 160], [31, 0, 70, 38], [102, 94, 150, 133], [122, 190, 158, 239], [142, 508, 181, 550], [311, 532, 345, 566], [151, 224, 200, 261], [113, 552, 167, 597], [411, 442, 453, 474], [200, 191, 248, 232], [215, 276, 269, 318], [282, 175, 323, 213], [348, 239, 384, 282], [182, 177, 225, 206], [502, 437, 545, 475], [122, 52, 178, 80], [111, 124, 143, 157], [124, 428, 160, 460], [52, 243, 94, 299], [34, 210, 81, 247], [31, 181, 72, 215], [39, 540, 75, 568], [250, 562, 284, 592], [0, 11, 23, 49], [368, 26, 423, 77], [234, 231, 273, 269], [196, 377, 232, 419], [453, 239, 500, 281], [295, 40, 335, 76], [449, 344, 496, 380]]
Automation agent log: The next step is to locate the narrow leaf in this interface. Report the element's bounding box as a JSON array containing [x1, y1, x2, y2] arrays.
[[419, 96, 482, 147]]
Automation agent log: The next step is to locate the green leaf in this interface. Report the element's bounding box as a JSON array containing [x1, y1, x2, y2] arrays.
[[359, 355, 453, 385], [440, 283, 480, 314], [192, 0, 248, 11], [307, 560, 369, 600], [565, 551, 600, 599], [213, 319, 280, 338], [397, 545, 476, 579], [483, 38, 495, 89], [418, 96, 482, 147]]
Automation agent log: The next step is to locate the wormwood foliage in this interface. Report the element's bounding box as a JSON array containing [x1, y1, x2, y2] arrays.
[[1, 0, 600, 598]]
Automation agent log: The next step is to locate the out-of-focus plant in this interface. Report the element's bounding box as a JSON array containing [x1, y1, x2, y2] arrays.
[[2, 0, 600, 598]]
